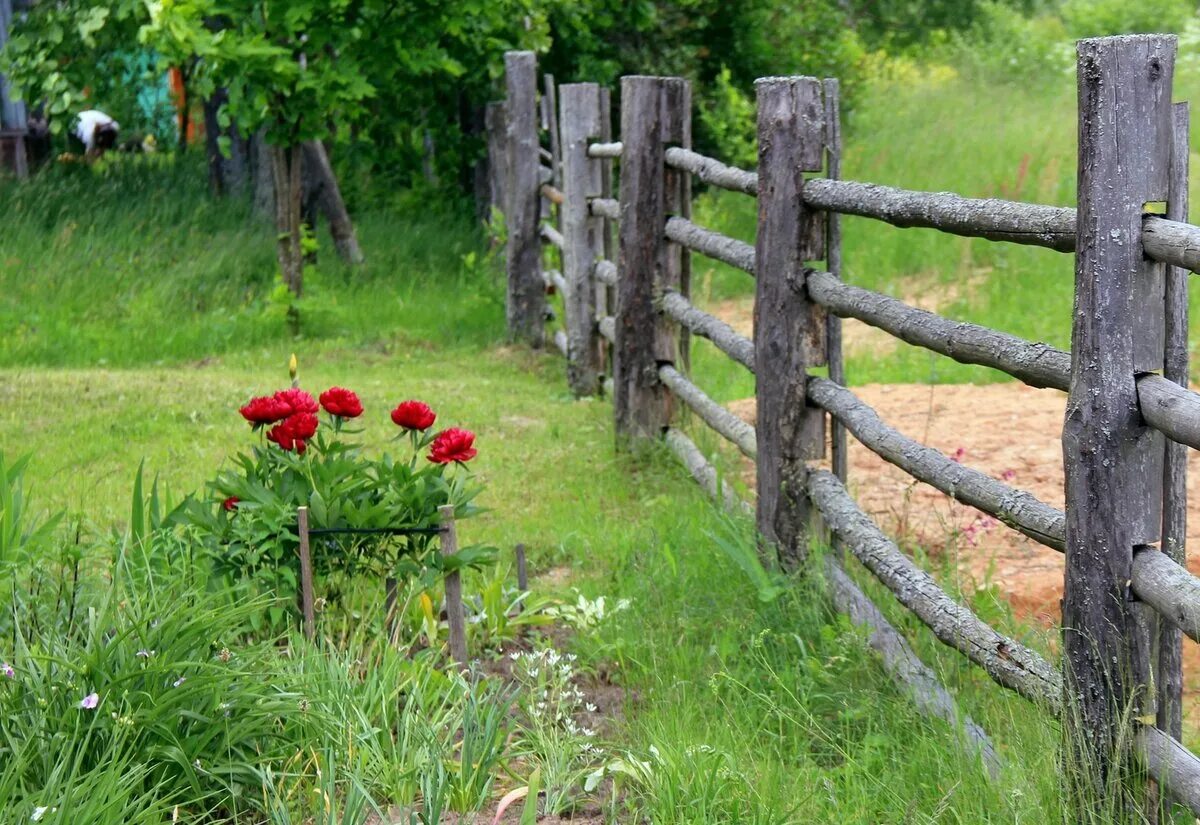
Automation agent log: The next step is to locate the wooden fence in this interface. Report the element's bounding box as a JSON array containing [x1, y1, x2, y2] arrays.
[[490, 34, 1200, 819]]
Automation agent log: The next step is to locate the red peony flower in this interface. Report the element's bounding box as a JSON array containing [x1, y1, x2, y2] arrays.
[[273, 388, 319, 416], [222, 496, 240, 512], [391, 400, 437, 431], [240, 395, 290, 426], [428, 428, 477, 464], [319, 386, 363, 418], [267, 412, 319, 453]]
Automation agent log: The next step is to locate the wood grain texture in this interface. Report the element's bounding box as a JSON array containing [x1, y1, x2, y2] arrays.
[[754, 77, 827, 568], [1064, 34, 1174, 811], [504, 52, 546, 346], [614, 76, 689, 443]]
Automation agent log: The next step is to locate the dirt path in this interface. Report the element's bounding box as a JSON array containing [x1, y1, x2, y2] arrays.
[[712, 305, 1200, 727]]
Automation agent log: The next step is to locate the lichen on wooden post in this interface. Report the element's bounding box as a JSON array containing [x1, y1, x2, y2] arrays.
[[1064, 34, 1174, 818], [753, 76, 828, 568], [613, 75, 690, 444], [504, 51, 545, 347]]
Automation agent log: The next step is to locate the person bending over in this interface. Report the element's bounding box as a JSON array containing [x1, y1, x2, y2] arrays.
[[74, 110, 119, 160]]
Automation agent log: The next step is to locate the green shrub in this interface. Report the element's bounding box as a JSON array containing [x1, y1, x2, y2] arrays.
[[1061, 0, 1196, 37]]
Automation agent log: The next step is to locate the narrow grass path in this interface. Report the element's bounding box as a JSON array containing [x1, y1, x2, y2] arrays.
[[2, 337, 1064, 822]]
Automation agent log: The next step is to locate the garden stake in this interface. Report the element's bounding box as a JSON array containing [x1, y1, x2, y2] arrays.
[[297, 506, 315, 641], [441, 505, 468, 668], [513, 542, 529, 615]]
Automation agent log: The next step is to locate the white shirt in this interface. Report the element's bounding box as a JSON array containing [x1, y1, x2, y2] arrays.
[[75, 110, 118, 150]]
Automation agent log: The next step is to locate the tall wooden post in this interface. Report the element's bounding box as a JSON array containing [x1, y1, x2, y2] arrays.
[[440, 505, 469, 669], [614, 76, 690, 444], [754, 77, 828, 568], [560, 83, 606, 396], [296, 506, 315, 641], [485, 102, 507, 218], [823, 79, 847, 492], [1064, 34, 1174, 817], [504, 51, 545, 347], [597, 88, 615, 379], [1155, 101, 1189, 821]]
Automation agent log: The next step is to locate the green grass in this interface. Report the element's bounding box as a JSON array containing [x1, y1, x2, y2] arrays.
[[0, 64, 1147, 821]]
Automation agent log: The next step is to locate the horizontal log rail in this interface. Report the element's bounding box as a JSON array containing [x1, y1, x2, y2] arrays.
[[1136, 374, 1200, 451], [1143, 216, 1200, 272], [658, 421, 1003, 777], [598, 316, 615, 343], [547, 269, 568, 295], [807, 376, 1065, 549], [587, 141, 623, 158], [664, 427, 750, 515], [664, 147, 759, 196], [803, 269, 1072, 391], [553, 329, 568, 357], [1131, 548, 1200, 645], [808, 468, 1063, 712], [664, 216, 756, 274], [660, 290, 756, 372], [594, 259, 617, 286], [659, 364, 757, 458], [539, 165, 553, 185], [803, 178, 1075, 251], [590, 197, 620, 220], [541, 183, 565, 205], [1136, 725, 1200, 818], [540, 223, 565, 249], [539, 146, 553, 163]]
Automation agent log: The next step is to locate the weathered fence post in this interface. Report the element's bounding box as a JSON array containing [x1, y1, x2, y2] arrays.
[[822, 79, 847, 492], [754, 77, 828, 567], [560, 83, 606, 395], [485, 101, 507, 218], [614, 76, 690, 444], [1155, 100, 1189, 822], [504, 51, 545, 347], [1064, 34, 1174, 817], [597, 88, 616, 383]]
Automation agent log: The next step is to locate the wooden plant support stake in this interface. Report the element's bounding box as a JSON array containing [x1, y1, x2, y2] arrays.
[[560, 82, 606, 395], [613, 75, 690, 444], [754, 76, 828, 568], [384, 576, 399, 645], [504, 51, 545, 347], [297, 506, 315, 641], [515, 543, 529, 592], [440, 505, 469, 669], [1064, 34, 1173, 817]]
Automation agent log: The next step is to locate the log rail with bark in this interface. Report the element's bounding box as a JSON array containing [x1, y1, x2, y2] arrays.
[[490, 38, 1200, 817]]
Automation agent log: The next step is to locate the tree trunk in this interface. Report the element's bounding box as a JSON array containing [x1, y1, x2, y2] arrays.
[[301, 140, 364, 265], [203, 89, 228, 196], [270, 144, 304, 297]]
